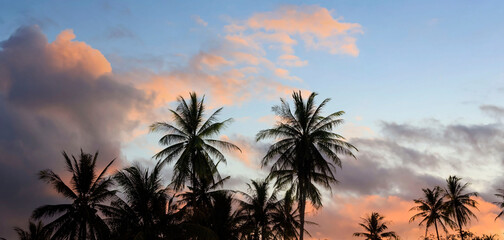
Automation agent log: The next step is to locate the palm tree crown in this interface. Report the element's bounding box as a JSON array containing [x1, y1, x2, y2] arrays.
[[443, 175, 478, 240], [33, 150, 116, 240], [104, 161, 170, 240], [353, 212, 398, 240], [410, 186, 454, 240], [257, 91, 357, 240], [13, 221, 51, 240], [150, 92, 241, 190], [238, 179, 279, 240], [492, 188, 504, 220]]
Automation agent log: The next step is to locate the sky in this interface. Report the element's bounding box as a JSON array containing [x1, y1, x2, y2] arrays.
[[1, 0, 504, 239]]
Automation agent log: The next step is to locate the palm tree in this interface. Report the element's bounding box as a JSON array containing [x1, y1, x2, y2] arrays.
[[104, 161, 171, 240], [208, 191, 243, 240], [353, 212, 398, 240], [238, 179, 279, 240], [150, 92, 241, 191], [443, 176, 478, 240], [410, 186, 454, 240], [32, 150, 116, 240], [493, 188, 504, 220], [271, 189, 312, 240], [13, 221, 52, 240], [257, 91, 357, 240]]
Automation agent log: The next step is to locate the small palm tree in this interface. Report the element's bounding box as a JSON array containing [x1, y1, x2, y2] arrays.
[[104, 161, 170, 240], [238, 179, 279, 240], [271, 189, 313, 240], [443, 176, 478, 240], [150, 92, 241, 191], [32, 150, 116, 240], [13, 221, 52, 240], [410, 186, 454, 240], [208, 191, 243, 240], [257, 91, 357, 240], [493, 188, 504, 220], [353, 212, 398, 240]]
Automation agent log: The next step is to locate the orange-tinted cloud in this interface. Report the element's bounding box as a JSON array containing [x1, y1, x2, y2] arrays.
[[0, 25, 149, 237]]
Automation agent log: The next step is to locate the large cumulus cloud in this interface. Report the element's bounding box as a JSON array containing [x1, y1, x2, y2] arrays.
[[0, 25, 149, 238]]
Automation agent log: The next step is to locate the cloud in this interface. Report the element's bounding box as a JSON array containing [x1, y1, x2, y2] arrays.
[[0, 25, 150, 238], [226, 5, 363, 64], [105, 25, 138, 40], [192, 15, 208, 27]]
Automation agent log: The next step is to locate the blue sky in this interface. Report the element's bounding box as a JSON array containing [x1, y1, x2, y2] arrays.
[[2, 1, 504, 239]]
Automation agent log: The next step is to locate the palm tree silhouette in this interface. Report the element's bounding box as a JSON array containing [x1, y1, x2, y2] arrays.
[[150, 92, 241, 191], [32, 151, 116, 240], [492, 188, 504, 220], [443, 176, 478, 240], [271, 189, 313, 240], [104, 161, 172, 240], [410, 186, 454, 240], [257, 91, 357, 240], [208, 191, 243, 240], [353, 212, 397, 240], [238, 179, 278, 240], [13, 221, 52, 240]]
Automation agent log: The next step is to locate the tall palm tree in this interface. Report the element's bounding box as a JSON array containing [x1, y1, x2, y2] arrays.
[[493, 188, 504, 220], [150, 92, 241, 191], [13, 221, 52, 240], [238, 179, 279, 240], [443, 176, 478, 240], [353, 212, 398, 240], [257, 91, 357, 240], [104, 161, 170, 240], [33, 150, 116, 240], [410, 186, 454, 240]]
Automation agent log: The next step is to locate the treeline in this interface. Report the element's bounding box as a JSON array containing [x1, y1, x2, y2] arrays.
[[4, 91, 504, 240]]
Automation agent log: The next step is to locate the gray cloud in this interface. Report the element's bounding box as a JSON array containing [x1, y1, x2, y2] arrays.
[[0, 25, 150, 238]]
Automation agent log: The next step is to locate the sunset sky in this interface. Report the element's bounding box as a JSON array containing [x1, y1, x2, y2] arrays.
[[1, 1, 504, 239]]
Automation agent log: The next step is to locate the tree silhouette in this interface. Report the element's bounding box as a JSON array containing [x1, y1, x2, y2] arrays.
[[443, 176, 478, 240], [238, 179, 278, 240], [410, 186, 454, 240], [104, 161, 172, 240], [13, 221, 51, 240], [353, 212, 397, 240], [257, 91, 357, 240], [150, 92, 241, 191], [32, 151, 116, 240], [271, 189, 313, 240], [493, 188, 504, 220]]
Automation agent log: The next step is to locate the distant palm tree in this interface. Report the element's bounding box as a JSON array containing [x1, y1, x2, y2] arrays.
[[353, 212, 398, 240], [238, 179, 279, 240], [257, 91, 357, 240], [271, 189, 313, 240], [410, 186, 454, 240], [443, 176, 478, 240], [493, 188, 504, 220], [13, 221, 51, 240], [104, 161, 171, 240], [208, 191, 243, 240], [32, 151, 116, 240], [150, 92, 241, 191]]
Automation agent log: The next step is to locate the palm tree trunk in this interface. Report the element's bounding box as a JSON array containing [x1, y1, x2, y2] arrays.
[[299, 197, 305, 240], [458, 218, 464, 240], [434, 221, 440, 240], [299, 181, 306, 240], [424, 226, 428, 240]]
